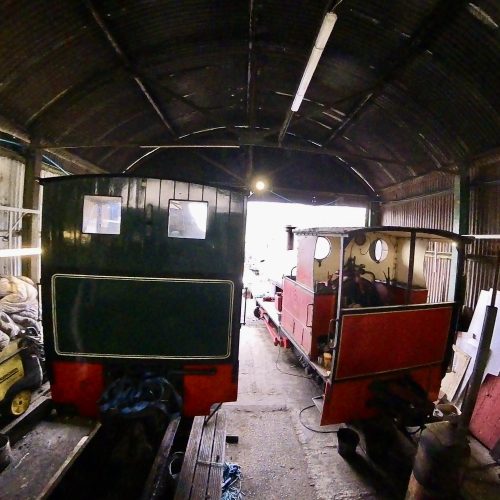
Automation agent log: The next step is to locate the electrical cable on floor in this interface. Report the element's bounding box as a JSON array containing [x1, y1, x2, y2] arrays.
[[299, 404, 338, 434], [275, 345, 312, 379]]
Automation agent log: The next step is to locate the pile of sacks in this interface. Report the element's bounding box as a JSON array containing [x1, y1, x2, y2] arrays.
[[0, 276, 41, 352]]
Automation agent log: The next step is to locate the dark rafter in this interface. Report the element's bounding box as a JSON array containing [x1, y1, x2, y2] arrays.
[[247, 0, 257, 130], [39, 135, 457, 172], [261, 86, 373, 142], [194, 152, 245, 182], [26, 68, 124, 130], [149, 77, 241, 139], [322, 0, 469, 150], [83, 0, 242, 178], [246, 0, 257, 182], [84, 0, 176, 137]]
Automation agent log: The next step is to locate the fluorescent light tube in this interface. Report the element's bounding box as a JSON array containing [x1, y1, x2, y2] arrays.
[[0, 248, 42, 257], [291, 12, 337, 112], [315, 11, 338, 49]]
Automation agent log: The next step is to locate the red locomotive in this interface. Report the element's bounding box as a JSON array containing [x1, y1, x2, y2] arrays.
[[257, 226, 467, 426]]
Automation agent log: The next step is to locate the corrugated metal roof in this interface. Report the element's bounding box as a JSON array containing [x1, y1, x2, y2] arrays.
[[0, 0, 498, 199]]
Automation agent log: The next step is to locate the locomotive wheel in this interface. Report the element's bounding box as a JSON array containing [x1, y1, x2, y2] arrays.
[[253, 306, 261, 319], [9, 390, 32, 416]]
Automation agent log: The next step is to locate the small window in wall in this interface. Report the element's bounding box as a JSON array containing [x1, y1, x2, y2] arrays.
[[82, 196, 122, 235], [369, 238, 389, 263], [168, 200, 208, 239], [315, 236, 331, 261]]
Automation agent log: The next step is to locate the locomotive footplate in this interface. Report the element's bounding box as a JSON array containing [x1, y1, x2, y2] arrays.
[[255, 297, 290, 348]]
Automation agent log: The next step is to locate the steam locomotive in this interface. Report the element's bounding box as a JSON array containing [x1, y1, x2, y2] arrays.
[[40, 175, 246, 419], [257, 226, 467, 426]]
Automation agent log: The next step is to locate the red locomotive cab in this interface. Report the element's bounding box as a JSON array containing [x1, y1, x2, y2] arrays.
[[279, 227, 468, 426], [281, 232, 340, 364]]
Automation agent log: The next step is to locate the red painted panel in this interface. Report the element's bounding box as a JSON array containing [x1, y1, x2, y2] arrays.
[[183, 364, 237, 416], [282, 278, 336, 358], [321, 365, 442, 425], [392, 286, 428, 305], [51, 361, 104, 418], [470, 374, 500, 450], [302, 330, 312, 355], [375, 282, 428, 306], [296, 236, 316, 288], [336, 306, 453, 379], [310, 294, 336, 358], [281, 278, 297, 338], [296, 286, 313, 349], [281, 278, 314, 348], [312, 294, 336, 333]]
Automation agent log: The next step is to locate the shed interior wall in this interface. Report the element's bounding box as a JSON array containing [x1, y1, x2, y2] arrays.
[[381, 161, 500, 310]]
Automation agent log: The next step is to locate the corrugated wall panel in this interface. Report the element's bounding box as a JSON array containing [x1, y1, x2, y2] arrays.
[[0, 155, 24, 275], [381, 192, 454, 230], [379, 172, 453, 202], [0, 153, 61, 279], [465, 171, 500, 309], [382, 190, 453, 304], [381, 164, 500, 311], [424, 247, 451, 303]]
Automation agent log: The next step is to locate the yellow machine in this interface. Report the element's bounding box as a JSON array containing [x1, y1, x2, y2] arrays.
[[0, 334, 43, 417]]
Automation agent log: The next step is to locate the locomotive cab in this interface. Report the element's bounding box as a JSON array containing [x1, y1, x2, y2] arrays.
[[280, 227, 467, 425], [40, 175, 246, 419]]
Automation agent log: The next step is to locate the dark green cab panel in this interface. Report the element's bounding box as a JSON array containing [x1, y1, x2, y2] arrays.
[[41, 175, 246, 365], [41, 176, 246, 277], [52, 275, 234, 359]]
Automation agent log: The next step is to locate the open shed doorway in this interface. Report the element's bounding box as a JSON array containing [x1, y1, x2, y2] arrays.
[[243, 201, 366, 297]]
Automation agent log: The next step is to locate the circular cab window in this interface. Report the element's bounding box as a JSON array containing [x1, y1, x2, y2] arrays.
[[369, 238, 389, 263], [315, 236, 331, 261]]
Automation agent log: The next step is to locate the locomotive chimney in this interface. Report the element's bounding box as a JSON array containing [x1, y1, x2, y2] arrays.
[[285, 225, 296, 250]]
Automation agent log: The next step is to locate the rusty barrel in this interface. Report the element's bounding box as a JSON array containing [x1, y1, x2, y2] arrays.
[[406, 422, 469, 499]]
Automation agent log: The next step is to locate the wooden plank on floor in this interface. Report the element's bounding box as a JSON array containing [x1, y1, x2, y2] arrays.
[[174, 416, 205, 500], [440, 345, 471, 400], [206, 411, 226, 500], [141, 416, 181, 500], [174, 411, 228, 500], [190, 415, 217, 499], [0, 416, 99, 500]]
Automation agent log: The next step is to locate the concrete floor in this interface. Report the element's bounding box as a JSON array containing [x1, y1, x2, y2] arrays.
[[223, 301, 500, 500], [224, 308, 390, 499]]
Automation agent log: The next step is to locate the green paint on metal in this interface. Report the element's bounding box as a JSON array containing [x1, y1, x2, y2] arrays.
[[52, 275, 233, 359]]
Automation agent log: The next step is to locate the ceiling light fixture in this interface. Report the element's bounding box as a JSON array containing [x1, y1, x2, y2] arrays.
[[255, 180, 266, 191], [291, 12, 338, 112]]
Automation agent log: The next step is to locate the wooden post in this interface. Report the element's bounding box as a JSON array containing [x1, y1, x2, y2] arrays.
[[448, 169, 469, 302], [21, 143, 42, 281], [367, 201, 381, 227]]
